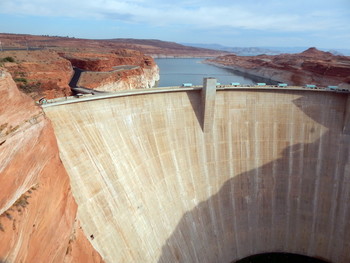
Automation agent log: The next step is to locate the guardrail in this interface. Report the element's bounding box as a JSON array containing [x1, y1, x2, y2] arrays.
[[216, 84, 349, 92], [38, 94, 93, 105]]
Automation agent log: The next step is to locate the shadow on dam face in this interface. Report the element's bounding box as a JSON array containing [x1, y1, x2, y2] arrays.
[[158, 94, 350, 263], [44, 90, 350, 263]]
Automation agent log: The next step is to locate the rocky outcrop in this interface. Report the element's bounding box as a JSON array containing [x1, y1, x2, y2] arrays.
[[61, 49, 160, 91], [1, 50, 73, 100], [206, 48, 350, 86], [94, 67, 159, 91], [59, 49, 151, 71], [0, 71, 103, 263], [0, 48, 160, 100]]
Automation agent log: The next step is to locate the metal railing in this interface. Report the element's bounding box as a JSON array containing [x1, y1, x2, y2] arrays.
[[38, 83, 349, 107]]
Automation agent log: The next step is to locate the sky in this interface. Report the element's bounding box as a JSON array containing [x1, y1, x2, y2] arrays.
[[0, 0, 350, 49]]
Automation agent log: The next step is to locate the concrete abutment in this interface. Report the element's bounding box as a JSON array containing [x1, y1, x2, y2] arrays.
[[343, 95, 350, 134], [201, 77, 217, 133]]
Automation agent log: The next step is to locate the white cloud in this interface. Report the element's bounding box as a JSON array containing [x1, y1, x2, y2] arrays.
[[0, 0, 349, 33]]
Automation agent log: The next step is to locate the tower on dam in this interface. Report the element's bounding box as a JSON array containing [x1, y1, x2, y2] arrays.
[[43, 79, 350, 263]]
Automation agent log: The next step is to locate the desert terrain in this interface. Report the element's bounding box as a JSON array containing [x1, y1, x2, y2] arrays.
[[0, 48, 160, 100], [206, 47, 350, 88], [0, 33, 226, 57]]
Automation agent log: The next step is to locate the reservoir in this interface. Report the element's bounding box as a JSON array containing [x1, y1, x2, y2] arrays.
[[155, 58, 267, 87]]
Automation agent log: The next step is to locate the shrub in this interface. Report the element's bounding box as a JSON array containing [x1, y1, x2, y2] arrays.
[[14, 77, 28, 84], [0, 123, 8, 133], [14, 194, 29, 208], [18, 81, 41, 94], [4, 212, 12, 220], [1, 56, 15, 62]]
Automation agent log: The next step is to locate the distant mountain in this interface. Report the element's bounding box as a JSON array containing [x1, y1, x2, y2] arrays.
[[260, 46, 309, 54], [262, 46, 350, 56], [300, 47, 334, 58], [327, 49, 350, 56], [181, 43, 281, 56], [182, 43, 350, 56]]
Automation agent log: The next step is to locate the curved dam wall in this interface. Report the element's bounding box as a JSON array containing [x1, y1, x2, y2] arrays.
[[44, 89, 350, 263]]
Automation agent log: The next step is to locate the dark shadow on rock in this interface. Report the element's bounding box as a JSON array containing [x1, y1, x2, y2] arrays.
[[157, 93, 350, 263]]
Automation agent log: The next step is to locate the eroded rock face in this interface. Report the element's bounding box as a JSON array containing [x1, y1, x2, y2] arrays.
[[59, 49, 148, 72], [0, 71, 103, 263], [0, 48, 160, 100], [0, 50, 73, 100], [84, 64, 160, 91], [60, 49, 160, 91], [206, 47, 350, 86]]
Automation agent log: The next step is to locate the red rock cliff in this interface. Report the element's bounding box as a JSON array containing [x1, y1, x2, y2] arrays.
[[60, 49, 160, 91], [0, 70, 103, 263], [1, 50, 73, 100], [206, 47, 350, 86]]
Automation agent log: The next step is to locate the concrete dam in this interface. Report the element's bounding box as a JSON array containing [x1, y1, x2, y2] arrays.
[[43, 80, 350, 263]]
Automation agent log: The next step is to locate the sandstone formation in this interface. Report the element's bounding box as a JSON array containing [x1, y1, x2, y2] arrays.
[[0, 71, 103, 263], [0, 50, 73, 100], [0, 48, 160, 99], [60, 49, 160, 91], [44, 86, 350, 263], [85, 64, 159, 91], [59, 50, 143, 72], [206, 48, 350, 87]]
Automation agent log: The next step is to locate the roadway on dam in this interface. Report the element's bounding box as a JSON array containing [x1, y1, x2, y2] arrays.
[[43, 85, 350, 263]]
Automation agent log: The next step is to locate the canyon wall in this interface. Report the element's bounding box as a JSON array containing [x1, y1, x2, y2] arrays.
[[206, 48, 350, 87], [0, 49, 160, 101], [1, 50, 73, 100], [0, 71, 103, 263], [44, 88, 350, 263], [90, 65, 159, 91], [61, 49, 160, 91]]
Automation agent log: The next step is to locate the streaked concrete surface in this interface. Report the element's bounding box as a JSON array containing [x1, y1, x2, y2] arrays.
[[44, 88, 350, 263]]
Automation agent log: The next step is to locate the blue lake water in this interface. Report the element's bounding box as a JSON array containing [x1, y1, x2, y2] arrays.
[[155, 58, 264, 87]]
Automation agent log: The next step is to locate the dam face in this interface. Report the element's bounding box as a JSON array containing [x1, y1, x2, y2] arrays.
[[44, 88, 350, 263]]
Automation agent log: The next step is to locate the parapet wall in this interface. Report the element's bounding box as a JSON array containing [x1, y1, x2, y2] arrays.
[[44, 89, 350, 263]]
